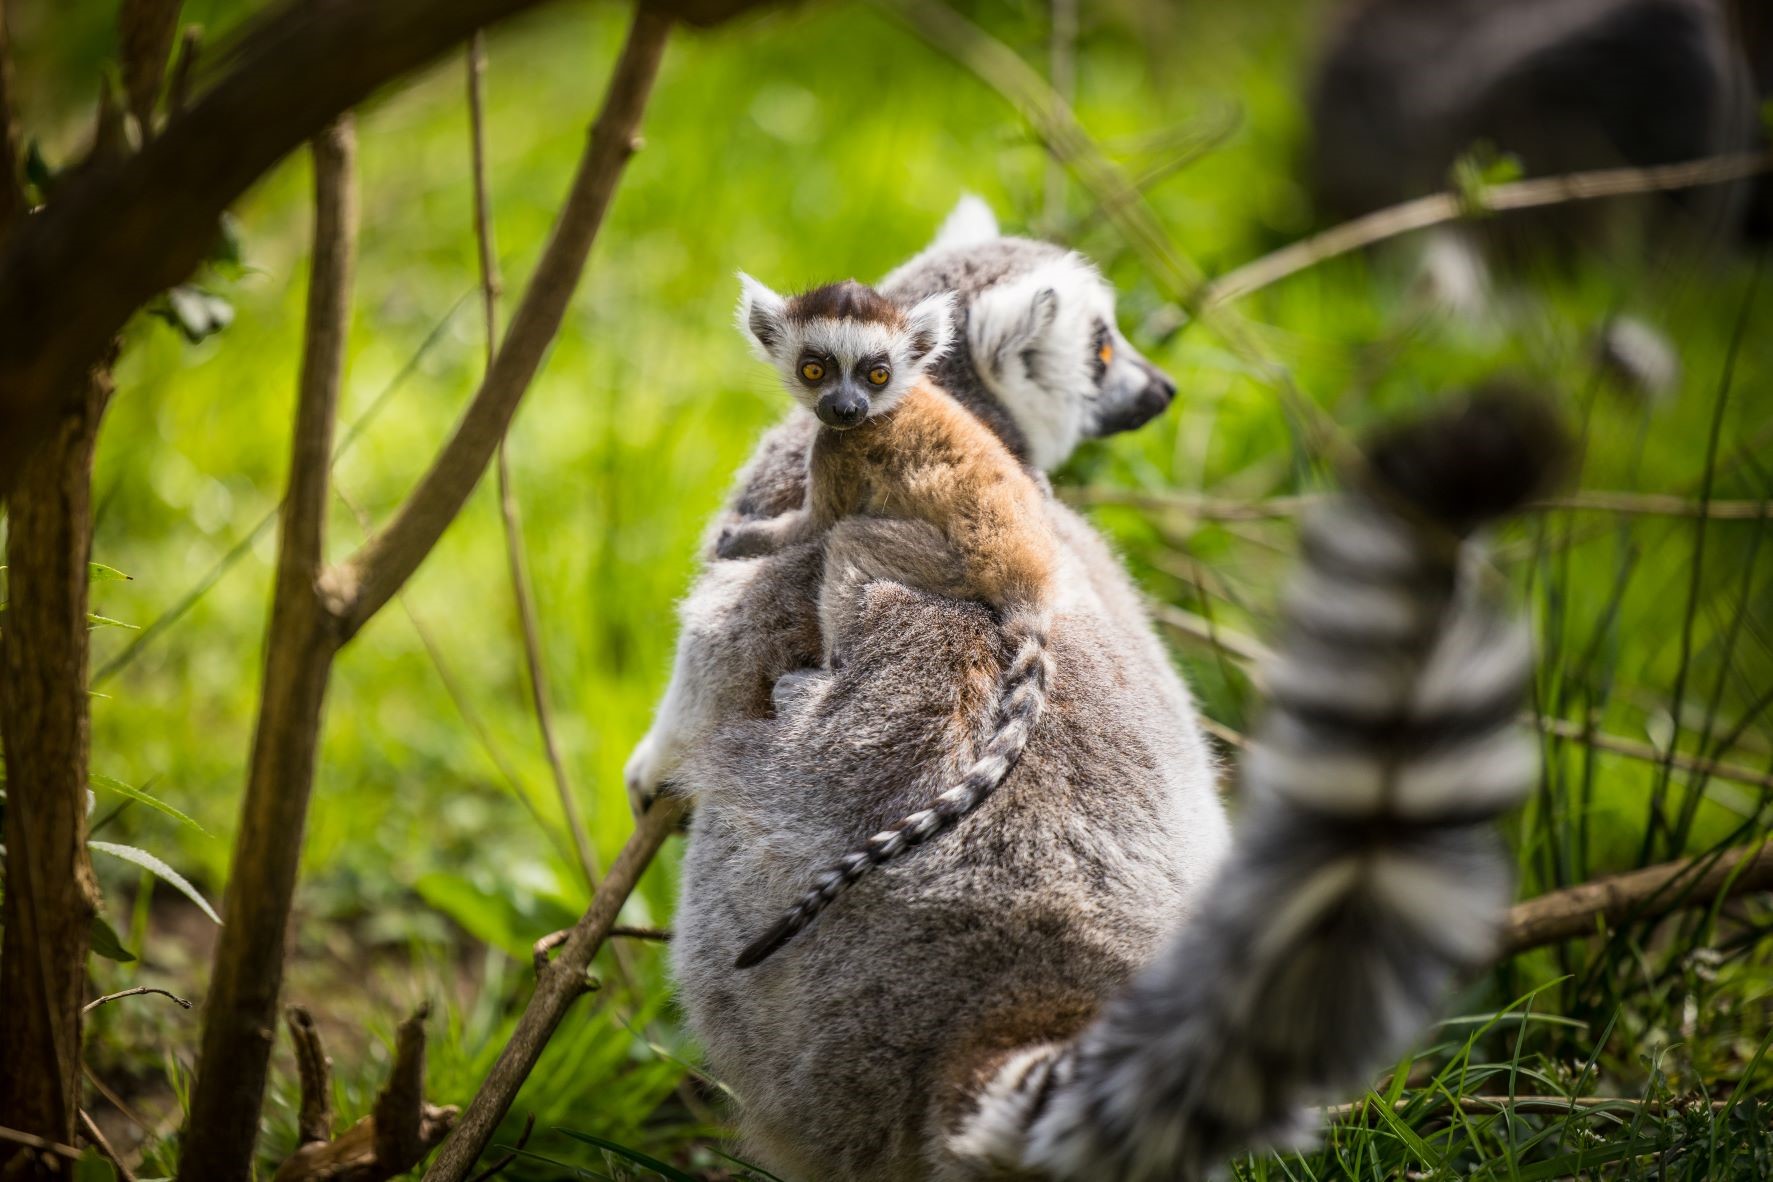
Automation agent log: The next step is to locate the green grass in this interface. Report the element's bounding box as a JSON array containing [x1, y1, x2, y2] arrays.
[[10, 0, 1769, 1176]]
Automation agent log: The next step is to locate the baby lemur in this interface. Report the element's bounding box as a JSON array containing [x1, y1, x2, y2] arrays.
[[718, 274, 1059, 967]]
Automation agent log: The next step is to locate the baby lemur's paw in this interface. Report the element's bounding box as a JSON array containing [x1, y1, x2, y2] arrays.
[[715, 522, 781, 561]]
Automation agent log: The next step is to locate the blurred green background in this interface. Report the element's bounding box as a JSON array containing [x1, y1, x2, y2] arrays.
[[10, 0, 1772, 1177]]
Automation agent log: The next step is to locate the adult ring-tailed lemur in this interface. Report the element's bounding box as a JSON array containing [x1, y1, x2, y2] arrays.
[[633, 198, 1562, 1181]]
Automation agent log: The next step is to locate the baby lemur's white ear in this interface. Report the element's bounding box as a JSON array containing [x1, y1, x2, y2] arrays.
[[968, 280, 1059, 378], [903, 292, 955, 370], [736, 272, 789, 361]]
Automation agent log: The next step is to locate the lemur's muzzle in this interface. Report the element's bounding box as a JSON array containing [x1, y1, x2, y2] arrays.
[[817, 383, 870, 429], [1096, 358, 1177, 435]]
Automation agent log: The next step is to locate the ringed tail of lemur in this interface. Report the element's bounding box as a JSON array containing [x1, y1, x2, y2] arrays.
[[720, 274, 1059, 969], [952, 389, 1567, 1180]]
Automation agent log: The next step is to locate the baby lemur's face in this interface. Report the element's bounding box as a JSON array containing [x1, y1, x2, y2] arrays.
[[739, 275, 953, 430]]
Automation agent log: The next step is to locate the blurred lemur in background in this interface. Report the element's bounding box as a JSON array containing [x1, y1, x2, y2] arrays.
[[1308, 0, 1768, 394], [629, 199, 1564, 1180]]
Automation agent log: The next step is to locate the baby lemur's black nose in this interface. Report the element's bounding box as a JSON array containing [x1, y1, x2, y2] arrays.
[[817, 392, 869, 429]]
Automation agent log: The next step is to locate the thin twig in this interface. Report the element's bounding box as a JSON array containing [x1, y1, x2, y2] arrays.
[[0, 1125, 82, 1161], [1155, 603, 1773, 793], [78, 1109, 139, 1182], [1194, 150, 1773, 312], [82, 985, 193, 1014], [1501, 841, 1773, 957], [467, 32, 600, 888], [1066, 485, 1773, 522]]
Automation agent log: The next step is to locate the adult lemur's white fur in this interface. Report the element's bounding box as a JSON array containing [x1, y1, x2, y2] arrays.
[[639, 200, 1559, 1179], [715, 276, 1059, 966]]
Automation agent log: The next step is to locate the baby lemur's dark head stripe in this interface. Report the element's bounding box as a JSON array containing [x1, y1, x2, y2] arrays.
[[957, 389, 1567, 1180], [786, 279, 906, 328], [735, 606, 1054, 969]]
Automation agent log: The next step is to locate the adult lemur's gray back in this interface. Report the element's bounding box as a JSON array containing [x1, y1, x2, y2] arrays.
[[657, 200, 1561, 1180]]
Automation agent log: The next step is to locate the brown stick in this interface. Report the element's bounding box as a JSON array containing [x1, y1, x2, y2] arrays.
[[287, 1007, 335, 1146], [1501, 842, 1773, 957], [1154, 604, 1773, 794], [179, 112, 358, 1182], [0, 353, 114, 1167], [1067, 486, 1773, 523], [0, 1125, 83, 1162], [421, 797, 689, 1182], [332, 7, 671, 636], [83, 986, 194, 1014], [1202, 151, 1773, 310]]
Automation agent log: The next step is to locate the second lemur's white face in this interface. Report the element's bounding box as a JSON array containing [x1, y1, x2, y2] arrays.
[[737, 275, 954, 430]]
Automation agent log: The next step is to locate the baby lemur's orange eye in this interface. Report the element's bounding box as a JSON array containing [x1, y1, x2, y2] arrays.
[[800, 360, 826, 383], [867, 365, 891, 386], [1098, 342, 1115, 365]]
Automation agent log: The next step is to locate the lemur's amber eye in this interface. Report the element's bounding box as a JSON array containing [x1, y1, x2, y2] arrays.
[[867, 365, 891, 386], [800, 360, 826, 383], [1098, 342, 1115, 365]]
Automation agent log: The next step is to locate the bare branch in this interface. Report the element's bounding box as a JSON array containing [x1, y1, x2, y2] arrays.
[[119, 0, 185, 136], [179, 112, 358, 1182], [1191, 150, 1773, 314], [422, 797, 689, 1182], [79, 1109, 139, 1182], [0, 1125, 82, 1162], [82, 986, 193, 1014], [1501, 842, 1773, 957], [1155, 604, 1773, 794], [287, 1007, 335, 1146], [333, 7, 673, 635], [1066, 485, 1773, 522]]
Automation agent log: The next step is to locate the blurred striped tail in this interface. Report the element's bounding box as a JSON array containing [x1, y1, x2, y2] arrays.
[[951, 388, 1566, 1181], [735, 604, 1053, 968]]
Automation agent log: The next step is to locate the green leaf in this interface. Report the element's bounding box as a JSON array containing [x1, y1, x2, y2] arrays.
[[90, 840, 221, 924], [90, 915, 137, 963], [89, 562, 132, 583], [554, 1129, 698, 1182], [74, 1148, 118, 1182], [87, 613, 140, 631], [91, 773, 209, 835]]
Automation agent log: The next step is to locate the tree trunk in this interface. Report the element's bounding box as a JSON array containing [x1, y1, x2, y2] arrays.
[[0, 360, 113, 1171]]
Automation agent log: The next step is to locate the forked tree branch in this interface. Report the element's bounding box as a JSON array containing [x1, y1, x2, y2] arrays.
[[118, 0, 185, 136], [421, 798, 688, 1182], [331, 7, 672, 636], [1501, 841, 1773, 957], [0, 0, 761, 492]]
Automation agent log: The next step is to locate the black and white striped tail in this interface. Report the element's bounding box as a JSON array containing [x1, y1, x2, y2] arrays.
[[951, 389, 1565, 1181], [735, 605, 1054, 969]]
